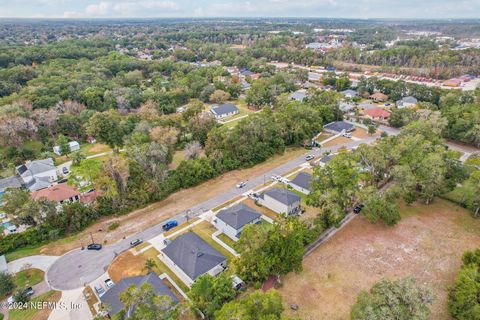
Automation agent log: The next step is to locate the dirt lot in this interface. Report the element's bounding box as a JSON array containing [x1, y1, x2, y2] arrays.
[[322, 136, 353, 148], [278, 199, 480, 320], [36, 147, 306, 256]]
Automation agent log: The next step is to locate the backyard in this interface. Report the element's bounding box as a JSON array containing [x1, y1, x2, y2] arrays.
[[278, 199, 480, 320]]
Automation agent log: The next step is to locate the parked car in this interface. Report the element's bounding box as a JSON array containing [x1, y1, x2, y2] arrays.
[[353, 204, 364, 214], [162, 220, 178, 231], [130, 239, 143, 247], [62, 167, 69, 174], [24, 287, 34, 296], [343, 132, 352, 138], [104, 279, 114, 288], [271, 175, 282, 181], [305, 155, 314, 161], [236, 181, 247, 188], [87, 243, 102, 250], [94, 285, 105, 297]]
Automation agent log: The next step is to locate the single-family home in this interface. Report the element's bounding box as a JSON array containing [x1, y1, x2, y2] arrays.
[[100, 272, 178, 317], [369, 92, 389, 102], [319, 154, 334, 167], [16, 158, 57, 191], [288, 172, 312, 195], [396, 96, 418, 108], [31, 183, 80, 205], [341, 89, 359, 98], [290, 90, 307, 102], [240, 79, 251, 91], [161, 232, 227, 286], [308, 72, 322, 82], [258, 187, 301, 216], [0, 176, 23, 193], [210, 103, 239, 119], [214, 203, 262, 241], [339, 102, 355, 113], [53, 141, 80, 156], [363, 108, 391, 121], [323, 121, 355, 134]]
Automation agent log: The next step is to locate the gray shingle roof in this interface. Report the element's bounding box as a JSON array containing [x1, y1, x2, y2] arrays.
[[216, 203, 261, 230], [162, 232, 226, 281], [402, 96, 418, 103], [100, 272, 178, 316], [290, 90, 307, 102], [320, 154, 334, 163], [263, 187, 301, 206], [16, 158, 55, 177], [289, 172, 312, 191], [210, 103, 238, 116], [0, 176, 23, 192], [25, 176, 51, 192], [341, 89, 358, 97], [323, 121, 355, 133]]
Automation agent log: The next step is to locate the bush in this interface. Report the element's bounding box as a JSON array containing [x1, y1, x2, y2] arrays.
[[108, 222, 120, 231]]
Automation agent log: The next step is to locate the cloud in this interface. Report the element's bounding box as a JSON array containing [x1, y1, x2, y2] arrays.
[[85, 1, 111, 16]]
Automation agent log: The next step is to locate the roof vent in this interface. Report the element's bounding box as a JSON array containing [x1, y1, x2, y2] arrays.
[[197, 252, 203, 257]]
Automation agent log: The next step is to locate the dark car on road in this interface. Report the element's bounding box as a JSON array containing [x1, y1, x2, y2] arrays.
[[353, 204, 364, 214], [87, 243, 102, 250], [62, 167, 69, 174], [130, 239, 143, 247], [25, 287, 34, 296], [162, 220, 178, 232]]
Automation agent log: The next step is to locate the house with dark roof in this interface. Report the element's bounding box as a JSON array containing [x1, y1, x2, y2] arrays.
[[214, 203, 262, 241], [15, 158, 57, 191], [258, 187, 301, 216], [161, 232, 227, 286], [210, 103, 239, 119], [0, 176, 23, 193], [323, 121, 355, 134], [341, 89, 359, 98], [100, 272, 178, 316], [288, 172, 312, 195], [396, 96, 418, 108], [319, 154, 334, 167]]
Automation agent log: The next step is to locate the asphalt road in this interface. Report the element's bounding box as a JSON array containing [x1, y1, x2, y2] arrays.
[[47, 136, 378, 290]]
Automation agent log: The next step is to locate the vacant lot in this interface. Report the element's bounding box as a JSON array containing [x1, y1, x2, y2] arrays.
[[18, 147, 305, 258], [279, 199, 480, 320], [322, 136, 352, 148]]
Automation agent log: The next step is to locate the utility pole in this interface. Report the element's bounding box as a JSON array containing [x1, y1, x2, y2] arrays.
[[90, 232, 95, 244]]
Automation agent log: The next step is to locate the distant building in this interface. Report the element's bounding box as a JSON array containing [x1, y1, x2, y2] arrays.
[[319, 154, 334, 167], [16, 158, 57, 192], [100, 272, 178, 317], [369, 92, 389, 102], [288, 172, 312, 195], [258, 187, 301, 216], [338, 102, 355, 113], [340, 89, 359, 98], [214, 203, 262, 241], [308, 72, 322, 82], [323, 121, 355, 134], [161, 232, 227, 286], [210, 103, 239, 119], [290, 90, 307, 102], [53, 141, 80, 156], [396, 96, 418, 108]]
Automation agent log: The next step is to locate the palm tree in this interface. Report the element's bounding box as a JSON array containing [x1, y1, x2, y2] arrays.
[[144, 258, 156, 273]]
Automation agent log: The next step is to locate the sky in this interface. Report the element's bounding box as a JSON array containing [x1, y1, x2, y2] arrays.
[[0, 0, 480, 19]]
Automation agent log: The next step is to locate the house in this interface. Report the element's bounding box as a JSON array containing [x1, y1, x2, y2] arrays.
[[258, 187, 301, 216], [323, 121, 355, 134], [396, 96, 418, 108], [16, 158, 57, 191], [341, 89, 359, 98], [0, 176, 23, 193], [363, 108, 391, 121], [210, 103, 239, 119], [308, 72, 322, 82], [289, 172, 312, 195], [214, 203, 262, 241], [100, 272, 178, 317], [240, 79, 251, 91], [31, 183, 80, 205], [369, 92, 388, 102], [53, 141, 80, 156], [339, 102, 355, 113], [319, 154, 334, 166], [290, 90, 307, 102], [161, 232, 227, 286]]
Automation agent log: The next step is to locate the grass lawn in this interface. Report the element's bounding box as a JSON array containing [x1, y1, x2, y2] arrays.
[[322, 136, 352, 148], [133, 241, 151, 252], [6, 246, 42, 263], [314, 132, 333, 144], [171, 221, 235, 262], [217, 233, 237, 250], [13, 269, 44, 288], [9, 291, 61, 320], [83, 285, 98, 317], [279, 199, 480, 320], [170, 150, 185, 169]]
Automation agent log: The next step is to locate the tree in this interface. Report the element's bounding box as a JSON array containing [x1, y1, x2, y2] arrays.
[[214, 290, 284, 320], [149, 126, 179, 148], [71, 151, 86, 167], [144, 258, 156, 273], [86, 110, 126, 150], [56, 134, 70, 156], [184, 141, 202, 160], [0, 272, 14, 297], [359, 188, 401, 226], [209, 90, 230, 104], [448, 249, 480, 320], [351, 277, 435, 320], [1, 189, 30, 217], [188, 273, 237, 319], [367, 124, 376, 135], [13, 288, 30, 303]]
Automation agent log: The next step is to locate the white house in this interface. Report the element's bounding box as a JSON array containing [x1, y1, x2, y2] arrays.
[[210, 103, 239, 119], [160, 232, 227, 287], [16, 158, 58, 191], [53, 141, 80, 156], [214, 203, 262, 241], [258, 187, 301, 216], [288, 172, 312, 195]]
